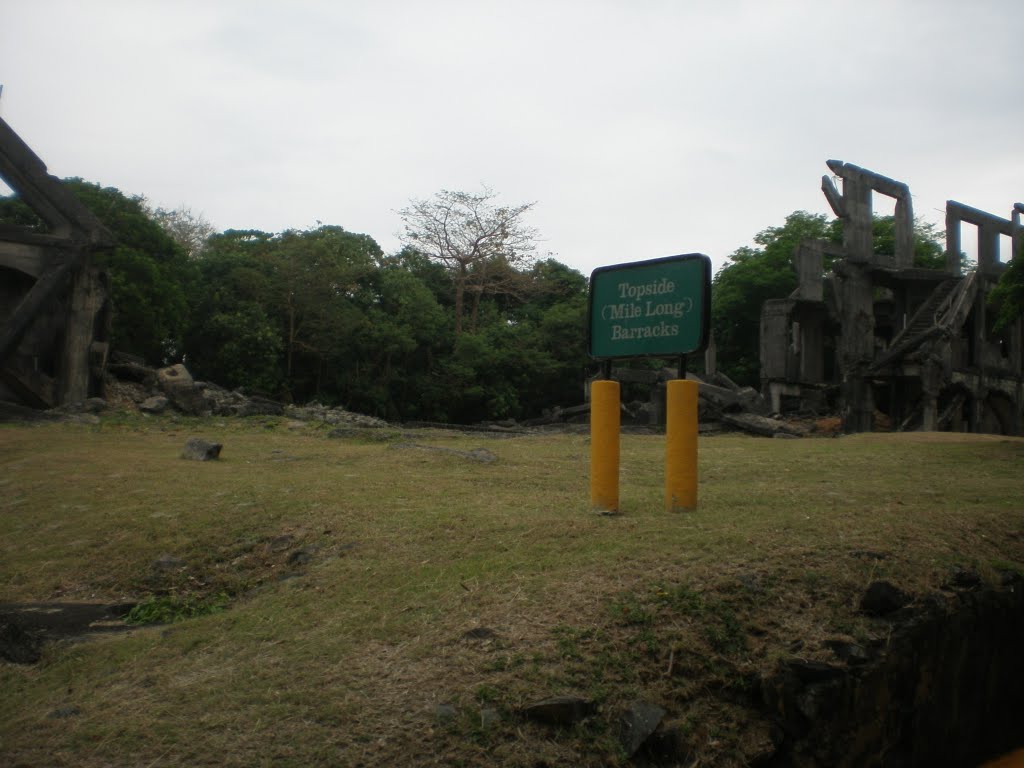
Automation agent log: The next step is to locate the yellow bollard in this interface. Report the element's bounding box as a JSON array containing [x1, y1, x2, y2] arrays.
[[665, 378, 699, 512], [590, 379, 620, 512]]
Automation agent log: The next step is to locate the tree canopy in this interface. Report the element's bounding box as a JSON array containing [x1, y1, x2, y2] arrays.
[[175, 208, 584, 420], [398, 187, 539, 335], [2, 177, 967, 422], [989, 238, 1024, 331], [64, 179, 196, 364]]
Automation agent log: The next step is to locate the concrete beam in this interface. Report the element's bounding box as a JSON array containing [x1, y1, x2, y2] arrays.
[[821, 175, 846, 218], [0, 249, 83, 365], [947, 200, 1014, 234], [0, 241, 49, 279], [826, 160, 910, 201]]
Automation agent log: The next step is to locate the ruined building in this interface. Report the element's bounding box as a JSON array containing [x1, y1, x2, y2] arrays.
[[760, 160, 1023, 435], [0, 116, 114, 407]]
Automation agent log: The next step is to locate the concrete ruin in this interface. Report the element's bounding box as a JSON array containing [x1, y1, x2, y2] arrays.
[[760, 160, 1023, 435], [0, 116, 114, 407]]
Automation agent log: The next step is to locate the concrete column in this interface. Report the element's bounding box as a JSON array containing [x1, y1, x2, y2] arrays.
[[945, 207, 962, 275], [58, 259, 104, 404], [837, 264, 875, 433], [922, 395, 937, 431], [894, 195, 915, 269], [844, 178, 874, 264], [978, 224, 1002, 276]]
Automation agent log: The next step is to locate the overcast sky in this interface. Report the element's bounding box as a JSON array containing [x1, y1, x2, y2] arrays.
[[1, 0, 1020, 276]]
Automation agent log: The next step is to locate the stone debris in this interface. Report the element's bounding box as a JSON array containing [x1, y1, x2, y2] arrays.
[[859, 580, 911, 617], [721, 412, 807, 438], [285, 402, 387, 428], [617, 700, 666, 757], [181, 438, 222, 461], [138, 395, 170, 414], [521, 696, 595, 726], [159, 364, 209, 416]]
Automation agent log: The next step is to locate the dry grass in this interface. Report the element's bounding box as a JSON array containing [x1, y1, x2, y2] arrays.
[[1, 416, 1022, 767]]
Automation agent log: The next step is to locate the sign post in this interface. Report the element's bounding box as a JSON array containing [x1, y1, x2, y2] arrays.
[[588, 254, 711, 513], [590, 379, 620, 511]]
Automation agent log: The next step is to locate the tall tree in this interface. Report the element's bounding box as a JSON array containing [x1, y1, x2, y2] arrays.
[[713, 212, 836, 386], [185, 225, 382, 402], [397, 187, 539, 335], [181, 230, 284, 392], [149, 205, 215, 260], [63, 179, 194, 364]]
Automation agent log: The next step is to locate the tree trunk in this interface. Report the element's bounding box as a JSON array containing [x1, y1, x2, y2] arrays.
[[287, 297, 296, 380], [454, 264, 468, 336], [469, 288, 482, 333]]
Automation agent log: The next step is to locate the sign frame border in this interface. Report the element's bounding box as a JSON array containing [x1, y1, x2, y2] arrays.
[[587, 253, 712, 361]]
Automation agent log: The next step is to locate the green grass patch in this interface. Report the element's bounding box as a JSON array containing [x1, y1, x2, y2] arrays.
[[1, 418, 1022, 766], [125, 592, 231, 625]]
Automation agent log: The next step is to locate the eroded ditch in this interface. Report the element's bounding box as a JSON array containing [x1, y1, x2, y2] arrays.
[[3, 566, 1022, 767]]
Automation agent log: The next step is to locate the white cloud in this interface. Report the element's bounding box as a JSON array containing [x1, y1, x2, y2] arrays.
[[1, 0, 1020, 273]]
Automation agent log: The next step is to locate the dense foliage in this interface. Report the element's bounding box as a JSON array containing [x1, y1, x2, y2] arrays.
[[3, 177, 963, 420], [64, 179, 197, 364], [989, 239, 1024, 332]]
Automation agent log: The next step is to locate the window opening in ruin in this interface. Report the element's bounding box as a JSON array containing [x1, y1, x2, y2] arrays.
[[779, 394, 802, 414], [997, 232, 1014, 267], [982, 393, 1014, 435], [0, 180, 49, 232], [870, 196, 898, 261], [938, 386, 973, 433], [985, 303, 1012, 360]]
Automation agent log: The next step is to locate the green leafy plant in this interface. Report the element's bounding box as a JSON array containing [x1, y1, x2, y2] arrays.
[[125, 592, 230, 625]]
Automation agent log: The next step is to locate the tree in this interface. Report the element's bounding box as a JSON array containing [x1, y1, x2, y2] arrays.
[[63, 179, 194, 364], [397, 187, 539, 335], [149, 205, 215, 259], [185, 225, 382, 402], [871, 216, 945, 269], [181, 230, 284, 392], [713, 212, 837, 386], [989, 239, 1024, 331]]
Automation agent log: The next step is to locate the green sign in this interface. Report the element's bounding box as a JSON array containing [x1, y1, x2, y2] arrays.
[[588, 253, 711, 359]]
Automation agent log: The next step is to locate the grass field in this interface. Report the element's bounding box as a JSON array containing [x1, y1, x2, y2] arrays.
[[1, 416, 1022, 766]]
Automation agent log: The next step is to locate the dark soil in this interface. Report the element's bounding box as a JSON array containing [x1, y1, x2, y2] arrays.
[[0, 602, 135, 664]]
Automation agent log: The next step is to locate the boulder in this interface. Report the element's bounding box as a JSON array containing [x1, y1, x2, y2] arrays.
[[181, 438, 222, 461], [196, 382, 246, 416], [618, 700, 666, 757], [158, 364, 209, 416], [521, 696, 595, 726], [860, 581, 911, 616], [138, 395, 169, 414], [237, 396, 284, 417], [284, 403, 388, 429]]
